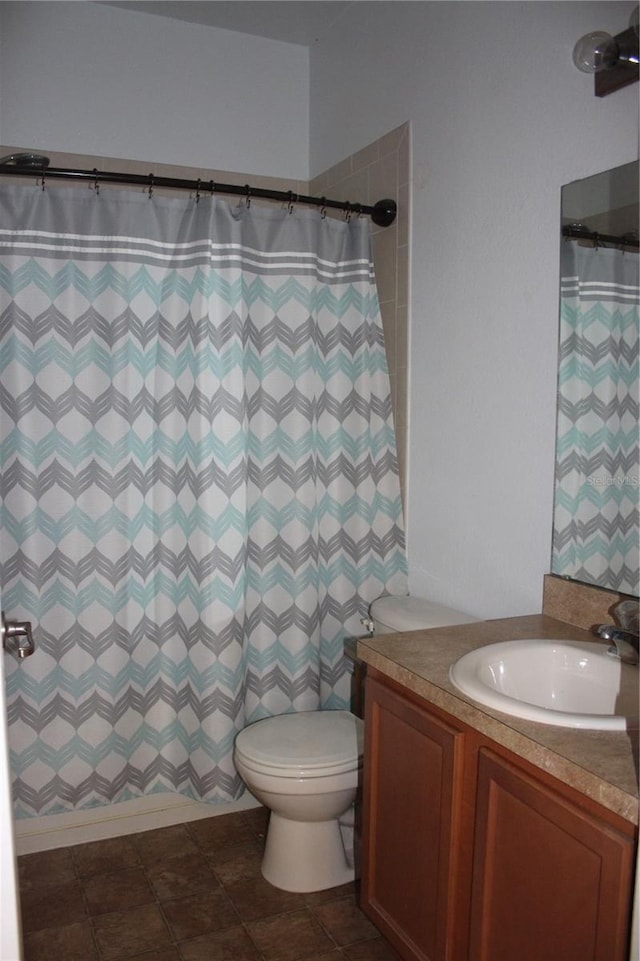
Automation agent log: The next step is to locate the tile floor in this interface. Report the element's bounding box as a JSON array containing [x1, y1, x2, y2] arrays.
[[18, 807, 401, 961]]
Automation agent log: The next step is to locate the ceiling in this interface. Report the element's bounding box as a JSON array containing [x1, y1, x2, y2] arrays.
[[99, 1, 354, 46]]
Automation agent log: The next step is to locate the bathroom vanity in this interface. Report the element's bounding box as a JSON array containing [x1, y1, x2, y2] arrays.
[[356, 611, 638, 961]]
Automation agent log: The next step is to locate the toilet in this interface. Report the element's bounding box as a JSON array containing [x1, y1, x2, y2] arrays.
[[366, 594, 478, 635], [234, 710, 363, 892], [233, 593, 477, 893]]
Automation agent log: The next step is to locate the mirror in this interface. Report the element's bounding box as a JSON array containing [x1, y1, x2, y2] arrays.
[[551, 161, 639, 597]]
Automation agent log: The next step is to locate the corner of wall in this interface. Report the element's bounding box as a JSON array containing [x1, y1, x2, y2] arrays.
[[309, 122, 411, 514]]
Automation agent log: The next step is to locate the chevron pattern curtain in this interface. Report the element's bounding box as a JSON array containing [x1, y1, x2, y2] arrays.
[[552, 240, 639, 596], [0, 185, 407, 817]]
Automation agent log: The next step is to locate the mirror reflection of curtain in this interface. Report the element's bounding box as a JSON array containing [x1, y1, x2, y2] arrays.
[[553, 241, 639, 596]]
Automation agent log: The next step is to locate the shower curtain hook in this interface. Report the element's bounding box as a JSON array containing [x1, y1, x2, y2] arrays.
[[320, 198, 327, 219], [148, 174, 154, 199], [209, 180, 215, 196], [244, 185, 251, 208], [195, 179, 201, 204], [287, 191, 295, 215], [344, 202, 352, 222], [92, 168, 100, 195]]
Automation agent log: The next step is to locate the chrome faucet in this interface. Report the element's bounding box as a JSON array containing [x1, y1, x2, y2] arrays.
[[593, 599, 640, 666]]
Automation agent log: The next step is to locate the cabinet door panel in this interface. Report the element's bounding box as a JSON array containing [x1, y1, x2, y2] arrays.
[[361, 676, 465, 961], [470, 748, 635, 961]]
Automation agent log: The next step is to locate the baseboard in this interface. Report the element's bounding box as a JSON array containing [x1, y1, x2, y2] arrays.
[[14, 791, 260, 855]]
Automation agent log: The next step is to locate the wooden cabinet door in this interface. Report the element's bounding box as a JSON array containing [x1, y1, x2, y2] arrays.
[[361, 675, 466, 961], [469, 748, 636, 961]]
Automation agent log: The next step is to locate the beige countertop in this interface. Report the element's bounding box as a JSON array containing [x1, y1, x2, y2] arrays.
[[355, 613, 639, 825]]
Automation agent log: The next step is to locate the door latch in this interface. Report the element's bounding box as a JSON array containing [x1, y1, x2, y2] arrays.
[[1, 612, 35, 660]]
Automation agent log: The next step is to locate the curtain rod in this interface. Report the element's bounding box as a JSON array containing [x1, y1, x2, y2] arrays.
[[562, 224, 639, 250], [0, 155, 397, 227]]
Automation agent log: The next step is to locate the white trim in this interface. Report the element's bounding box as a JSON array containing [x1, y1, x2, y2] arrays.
[[14, 790, 260, 855]]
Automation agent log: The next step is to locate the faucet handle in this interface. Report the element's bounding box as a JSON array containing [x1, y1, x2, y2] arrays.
[[613, 599, 640, 635], [1, 612, 35, 660]]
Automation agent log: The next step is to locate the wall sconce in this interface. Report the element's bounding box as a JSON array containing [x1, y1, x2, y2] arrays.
[[573, 6, 639, 96]]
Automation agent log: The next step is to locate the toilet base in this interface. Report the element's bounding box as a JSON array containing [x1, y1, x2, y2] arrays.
[[261, 812, 355, 893]]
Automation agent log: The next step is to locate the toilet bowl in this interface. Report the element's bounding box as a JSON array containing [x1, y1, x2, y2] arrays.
[[234, 709, 363, 893], [234, 594, 477, 893]]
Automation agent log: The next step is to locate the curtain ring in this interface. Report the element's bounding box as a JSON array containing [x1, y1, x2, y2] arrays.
[[195, 178, 201, 204], [287, 190, 295, 215], [244, 185, 251, 208], [148, 174, 154, 199], [320, 198, 327, 219], [344, 202, 352, 222], [92, 168, 100, 195]]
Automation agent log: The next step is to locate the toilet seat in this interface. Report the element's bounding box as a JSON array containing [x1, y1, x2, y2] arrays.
[[234, 710, 363, 779]]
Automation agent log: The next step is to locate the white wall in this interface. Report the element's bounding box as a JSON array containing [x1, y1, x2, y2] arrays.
[[310, 1, 639, 619], [0, 1, 309, 178], [0, 1, 637, 621]]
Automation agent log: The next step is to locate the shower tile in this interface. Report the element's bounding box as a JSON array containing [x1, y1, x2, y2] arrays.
[[20, 877, 87, 933], [178, 924, 261, 961], [311, 894, 380, 947], [92, 903, 172, 960], [22, 919, 99, 961], [72, 834, 140, 877], [246, 907, 336, 961], [224, 875, 305, 922], [352, 139, 380, 175], [83, 866, 155, 915], [161, 886, 239, 941], [378, 123, 408, 157], [146, 850, 219, 901]]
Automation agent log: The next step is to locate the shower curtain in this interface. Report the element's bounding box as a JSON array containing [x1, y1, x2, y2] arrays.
[[552, 239, 639, 596], [0, 183, 407, 817]]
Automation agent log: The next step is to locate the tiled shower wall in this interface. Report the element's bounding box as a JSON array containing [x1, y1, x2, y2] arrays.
[[310, 122, 410, 508], [1, 122, 410, 505]]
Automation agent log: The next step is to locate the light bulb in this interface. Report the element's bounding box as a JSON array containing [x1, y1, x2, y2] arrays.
[[572, 31, 618, 73]]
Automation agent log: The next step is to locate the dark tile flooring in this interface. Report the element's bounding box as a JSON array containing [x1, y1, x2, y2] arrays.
[[18, 807, 401, 961]]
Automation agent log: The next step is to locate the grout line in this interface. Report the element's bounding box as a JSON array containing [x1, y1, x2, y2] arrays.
[[20, 809, 385, 961]]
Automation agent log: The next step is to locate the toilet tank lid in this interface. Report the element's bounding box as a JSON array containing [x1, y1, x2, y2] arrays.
[[370, 595, 478, 632]]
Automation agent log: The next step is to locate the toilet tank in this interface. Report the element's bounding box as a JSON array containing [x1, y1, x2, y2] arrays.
[[369, 595, 477, 634]]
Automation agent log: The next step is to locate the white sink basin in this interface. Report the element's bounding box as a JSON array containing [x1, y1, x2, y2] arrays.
[[449, 639, 639, 730]]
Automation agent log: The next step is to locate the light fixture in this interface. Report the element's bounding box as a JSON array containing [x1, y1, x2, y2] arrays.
[[573, 30, 638, 73], [572, 7, 639, 96]]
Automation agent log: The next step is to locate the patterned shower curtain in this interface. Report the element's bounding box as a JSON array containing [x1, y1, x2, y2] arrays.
[[552, 240, 639, 595], [0, 184, 407, 817]]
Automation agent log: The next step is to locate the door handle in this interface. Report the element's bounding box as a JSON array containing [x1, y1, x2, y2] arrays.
[[1, 612, 35, 660]]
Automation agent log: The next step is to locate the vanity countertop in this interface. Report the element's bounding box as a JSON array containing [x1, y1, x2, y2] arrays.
[[355, 613, 639, 825]]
